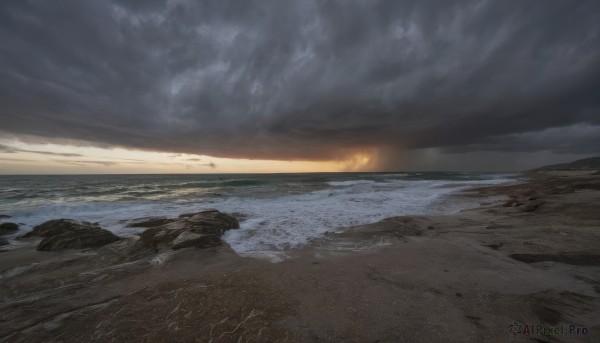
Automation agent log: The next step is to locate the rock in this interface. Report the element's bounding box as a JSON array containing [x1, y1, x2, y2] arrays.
[[502, 199, 523, 207], [340, 216, 427, 239], [484, 243, 503, 250], [519, 200, 545, 213], [126, 217, 176, 228], [140, 210, 239, 251], [172, 232, 222, 250], [0, 222, 19, 235], [510, 253, 600, 266], [140, 226, 186, 250], [180, 210, 240, 235], [24, 219, 120, 251]]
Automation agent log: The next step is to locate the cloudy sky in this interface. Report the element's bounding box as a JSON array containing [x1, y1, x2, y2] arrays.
[[0, 0, 599, 173]]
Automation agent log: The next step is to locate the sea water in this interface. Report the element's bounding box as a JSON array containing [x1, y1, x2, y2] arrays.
[[0, 172, 516, 256]]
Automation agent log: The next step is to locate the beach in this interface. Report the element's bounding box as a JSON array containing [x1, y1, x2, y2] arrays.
[[0, 171, 599, 342], [2, 1, 599, 341]]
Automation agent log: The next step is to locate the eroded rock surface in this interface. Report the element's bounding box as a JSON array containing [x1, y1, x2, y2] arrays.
[[139, 210, 239, 251], [0, 222, 19, 235], [24, 219, 120, 251]]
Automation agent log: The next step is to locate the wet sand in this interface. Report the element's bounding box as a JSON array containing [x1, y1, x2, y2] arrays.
[[1, 171, 599, 342]]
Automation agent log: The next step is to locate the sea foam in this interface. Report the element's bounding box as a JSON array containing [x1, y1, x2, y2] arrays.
[[0, 173, 516, 257]]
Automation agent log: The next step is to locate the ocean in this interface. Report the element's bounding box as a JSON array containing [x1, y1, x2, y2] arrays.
[[0, 172, 516, 257]]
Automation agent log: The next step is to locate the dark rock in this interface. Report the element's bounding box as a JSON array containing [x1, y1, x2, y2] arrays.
[[519, 200, 545, 212], [502, 199, 522, 207], [172, 233, 222, 250], [178, 209, 219, 218], [551, 185, 573, 194], [534, 305, 563, 325], [37, 230, 120, 251], [125, 217, 176, 228], [484, 243, 503, 250], [510, 253, 600, 266], [140, 226, 186, 250], [140, 210, 239, 251], [230, 212, 249, 222], [0, 222, 19, 235], [25, 219, 120, 251], [24, 219, 84, 238]]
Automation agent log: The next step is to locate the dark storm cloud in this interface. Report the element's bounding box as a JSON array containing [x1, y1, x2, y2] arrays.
[[0, 0, 599, 166]]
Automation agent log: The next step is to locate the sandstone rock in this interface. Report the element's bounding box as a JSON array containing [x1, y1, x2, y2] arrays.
[[140, 210, 239, 251], [24, 219, 120, 251], [0, 222, 19, 235]]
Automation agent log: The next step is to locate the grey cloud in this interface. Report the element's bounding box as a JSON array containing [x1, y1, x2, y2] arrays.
[[0, 143, 83, 157], [0, 0, 599, 169], [443, 124, 600, 154], [0, 144, 18, 153], [53, 160, 119, 167], [183, 161, 215, 169], [0, 157, 38, 163], [52, 159, 149, 167], [111, 160, 149, 165]]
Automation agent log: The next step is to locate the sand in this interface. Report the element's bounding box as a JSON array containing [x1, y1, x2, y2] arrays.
[[0, 171, 599, 342]]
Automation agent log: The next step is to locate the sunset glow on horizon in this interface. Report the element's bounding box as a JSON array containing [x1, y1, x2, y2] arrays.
[[0, 139, 381, 174]]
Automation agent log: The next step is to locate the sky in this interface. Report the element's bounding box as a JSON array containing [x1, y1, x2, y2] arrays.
[[0, 0, 599, 174]]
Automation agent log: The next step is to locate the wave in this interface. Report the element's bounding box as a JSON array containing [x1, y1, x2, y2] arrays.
[[327, 180, 378, 187], [0, 173, 516, 257]]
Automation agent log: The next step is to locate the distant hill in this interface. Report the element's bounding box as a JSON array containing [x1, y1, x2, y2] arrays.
[[532, 157, 600, 171]]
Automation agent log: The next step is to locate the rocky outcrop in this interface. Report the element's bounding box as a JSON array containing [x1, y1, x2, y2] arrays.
[[511, 253, 600, 266], [519, 200, 545, 212], [0, 222, 19, 235], [24, 219, 120, 251], [139, 210, 239, 251], [501, 198, 545, 212], [125, 217, 176, 228], [339, 216, 428, 240]]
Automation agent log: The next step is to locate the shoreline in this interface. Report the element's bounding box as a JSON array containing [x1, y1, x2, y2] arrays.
[[1, 171, 599, 342], [0, 171, 518, 255]]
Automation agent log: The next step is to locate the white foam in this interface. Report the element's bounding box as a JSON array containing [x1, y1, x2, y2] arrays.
[[221, 177, 513, 256], [3, 175, 514, 259], [327, 180, 377, 187]]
